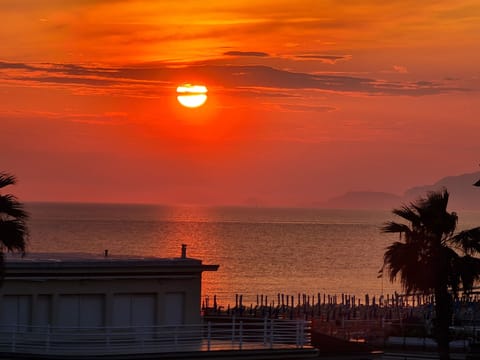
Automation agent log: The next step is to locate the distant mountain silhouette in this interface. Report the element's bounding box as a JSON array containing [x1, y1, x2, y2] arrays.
[[404, 171, 480, 210], [324, 191, 403, 209], [325, 171, 480, 210]]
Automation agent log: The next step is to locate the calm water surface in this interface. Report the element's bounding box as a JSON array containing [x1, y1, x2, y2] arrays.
[[24, 203, 480, 305]]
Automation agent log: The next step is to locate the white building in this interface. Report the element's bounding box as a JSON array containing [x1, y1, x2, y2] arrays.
[[0, 252, 314, 358], [0, 252, 218, 331]]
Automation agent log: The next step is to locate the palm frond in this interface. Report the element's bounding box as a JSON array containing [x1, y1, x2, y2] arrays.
[[0, 172, 28, 283], [451, 255, 480, 293], [0, 219, 28, 253], [0, 194, 29, 220], [381, 221, 411, 234], [451, 227, 480, 255], [411, 190, 458, 239], [383, 241, 436, 294], [0, 252, 4, 285], [392, 205, 420, 225], [419, 189, 450, 213], [0, 173, 17, 189]]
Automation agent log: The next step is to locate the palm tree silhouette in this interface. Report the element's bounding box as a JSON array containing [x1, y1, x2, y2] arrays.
[[381, 189, 480, 360], [0, 172, 28, 280]]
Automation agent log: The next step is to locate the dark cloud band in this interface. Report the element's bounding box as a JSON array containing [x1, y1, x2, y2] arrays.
[[0, 61, 467, 97], [223, 51, 269, 57]]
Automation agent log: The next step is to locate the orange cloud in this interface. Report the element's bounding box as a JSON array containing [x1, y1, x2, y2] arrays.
[[4, 0, 479, 65], [393, 65, 409, 74]]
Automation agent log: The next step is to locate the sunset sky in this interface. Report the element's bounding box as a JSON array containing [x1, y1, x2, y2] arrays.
[[2, 0, 479, 206]]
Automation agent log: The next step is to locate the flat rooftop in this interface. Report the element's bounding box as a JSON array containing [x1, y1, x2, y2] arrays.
[[3, 252, 219, 278]]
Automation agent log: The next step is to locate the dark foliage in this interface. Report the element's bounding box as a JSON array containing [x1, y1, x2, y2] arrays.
[[381, 189, 480, 360], [0, 172, 29, 281]]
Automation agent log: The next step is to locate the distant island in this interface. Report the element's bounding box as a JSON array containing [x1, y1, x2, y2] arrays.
[[323, 191, 403, 210], [323, 171, 480, 210]]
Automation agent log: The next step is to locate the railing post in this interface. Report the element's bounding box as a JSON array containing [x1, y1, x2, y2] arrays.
[[106, 327, 111, 352], [296, 320, 300, 347], [140, 327, 145, 352], [239, 321, 243, 350], [263, 317, 268, 346], [45, 324, 50, 353], [11, 328, 16, 353], [270, 319, 274, 349], [207, 322, 211, 351], [300, 320, 305, 348], [174, 326, 178, 351]]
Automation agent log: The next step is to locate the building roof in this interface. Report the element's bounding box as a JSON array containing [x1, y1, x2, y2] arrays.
[[4, 252, 219, 280]]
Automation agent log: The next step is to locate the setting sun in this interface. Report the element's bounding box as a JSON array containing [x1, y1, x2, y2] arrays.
[[176, 84, 208, 108]]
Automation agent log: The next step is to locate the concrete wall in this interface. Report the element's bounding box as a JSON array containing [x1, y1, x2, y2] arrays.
[[0, 274, 203, 329], [0, 254, 218, 331]]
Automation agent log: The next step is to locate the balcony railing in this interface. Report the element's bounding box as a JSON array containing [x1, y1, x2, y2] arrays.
[[0, 318, 310, 356]]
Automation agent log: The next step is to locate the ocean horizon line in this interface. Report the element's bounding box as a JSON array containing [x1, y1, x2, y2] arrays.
[[24, 200, 396, 211]]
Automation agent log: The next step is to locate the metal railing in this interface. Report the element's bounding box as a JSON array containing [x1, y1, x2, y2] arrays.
[[0, 319, 310, 356]]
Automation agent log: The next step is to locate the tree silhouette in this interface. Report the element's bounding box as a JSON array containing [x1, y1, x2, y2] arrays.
[[381, 189, 480, 360], [0, 172, 28, 280]]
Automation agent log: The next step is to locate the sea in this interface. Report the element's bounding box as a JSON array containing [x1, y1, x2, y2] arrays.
[[23, 202, 480, 306]]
